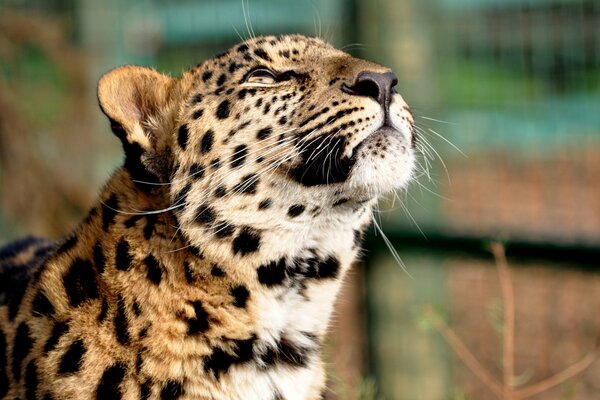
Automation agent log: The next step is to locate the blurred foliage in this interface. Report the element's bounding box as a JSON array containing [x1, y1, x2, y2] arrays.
[[0, 12, 102, 239], [439, 61, 552, 106]]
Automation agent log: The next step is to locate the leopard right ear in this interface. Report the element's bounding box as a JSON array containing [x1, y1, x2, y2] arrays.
[[98, 66, 177, 184], [98, 65, 176, 152]]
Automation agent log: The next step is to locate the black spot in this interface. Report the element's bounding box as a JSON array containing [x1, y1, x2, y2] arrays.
[[304, 256, 340, 280], [193, 109, 204, 119], [202, 70, 213, 82], [32, 291, 54, 318], [57, 235, 77, 254], [256, 127, 272, 140], [93, 242, 106, 274], [12, 322, 33, 382], [44, 321, 68, 353], [42, 394, 55, 400], [98, 299, 109, 322], [191, 93, 202, 104], [233, 174, 259, 195], [200, 130, 214, 154], [258, 199, 272, 210], [257, 258, 287, 287], [318, 256, 341, 279], [236, 44, 249, 53], [135, 352, 143, 374], [333, 198, 349, 207], [278, 116, 287, 125], [177, 124, 189, 150], [189, 246, 204, 259], [195, 204, 217, 224], [263, 102, 271, 115], [144, 254, 163, 285], [231, 285, 250, 308], [188, 301, 209, 335], [353, 229, 363, 248], [216, 100, 230, 119], [0, 330, 8, 398], [115, 239, 132, 271], [63, 258, 99, 308], [214, 185, 227, 198], [183, 262, 195, 284], [228, 61, 242, 73], [144, 214, 157, 240], [272, 390, 285, 400], [132, 302, 141, 316], [210, 157, 221, 170], [216, 73, 226, 86], [8, 281, 28, 321], [95, 363, 126, 400], [161, 380, 184, 400], [204, 336, 256, 378], [175, 183, 191, 205], [211, 265, 225, 277], [114, 296, 130, 345], [58, 339, 86, 375], [102, 194, 119, 231], [232, 228, 261, 256], [190, 163, 205, 180], [139, 327, 149, 339], [254, 48, 272, 62], [260, 336, 314, 368], [140, 380, 151, 400], [287, 205, 305, 217], [126, 216, 143, 230], [25, 360, 38, 400], [214, 221, 235, 238], [230, 144, 247, 168]]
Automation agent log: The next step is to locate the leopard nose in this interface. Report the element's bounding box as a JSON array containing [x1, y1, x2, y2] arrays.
[[342, 71, 398, 108]]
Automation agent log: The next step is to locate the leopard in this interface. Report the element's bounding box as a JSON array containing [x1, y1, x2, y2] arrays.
[[0, 34, 416, 400]]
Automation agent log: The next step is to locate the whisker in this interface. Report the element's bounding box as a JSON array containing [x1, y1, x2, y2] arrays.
[[417, 115, 456, 125], [372, 216, 413, 279], [100, 199, 185, 217], [426, 127, 466, 157]]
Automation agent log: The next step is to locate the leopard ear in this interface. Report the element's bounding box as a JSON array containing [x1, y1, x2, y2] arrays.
[[98, 66, 176, 184]]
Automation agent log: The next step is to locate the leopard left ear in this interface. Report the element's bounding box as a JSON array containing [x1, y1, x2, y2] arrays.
[[97, 65, 177, 184]]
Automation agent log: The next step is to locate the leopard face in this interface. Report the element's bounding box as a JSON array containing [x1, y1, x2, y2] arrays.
[[128, 35, 417, 261]]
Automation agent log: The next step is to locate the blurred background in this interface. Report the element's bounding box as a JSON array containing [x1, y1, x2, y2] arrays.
[[1, 0, 599, 399]]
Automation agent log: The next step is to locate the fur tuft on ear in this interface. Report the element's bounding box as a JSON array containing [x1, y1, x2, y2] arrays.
[[97, 66, 177, 186]]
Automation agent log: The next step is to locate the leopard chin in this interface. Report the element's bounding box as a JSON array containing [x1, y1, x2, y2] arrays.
[[345, 126, 415, 199]]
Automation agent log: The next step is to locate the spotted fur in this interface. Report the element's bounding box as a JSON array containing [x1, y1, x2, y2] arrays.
[[0, 34, 415, 399]]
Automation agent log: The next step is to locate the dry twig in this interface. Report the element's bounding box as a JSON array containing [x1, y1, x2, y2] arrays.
[[422, 242, 598, 399]]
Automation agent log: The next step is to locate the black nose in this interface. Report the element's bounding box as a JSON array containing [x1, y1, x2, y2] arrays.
[[342, 71, 398, 108]]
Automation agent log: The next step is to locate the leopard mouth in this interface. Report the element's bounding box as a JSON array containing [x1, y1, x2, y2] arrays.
[[288, 122, 407, 188], [348, 124, 401, 158]]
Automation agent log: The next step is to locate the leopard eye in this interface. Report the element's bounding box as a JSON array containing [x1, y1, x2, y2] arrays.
[[244, 68, 278, 85]]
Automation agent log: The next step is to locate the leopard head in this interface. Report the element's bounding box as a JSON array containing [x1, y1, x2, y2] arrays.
[[97, 34, 415, 259]]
